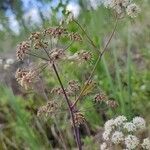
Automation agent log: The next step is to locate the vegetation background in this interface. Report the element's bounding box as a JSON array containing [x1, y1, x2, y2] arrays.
[[0, 0, 149, 149]]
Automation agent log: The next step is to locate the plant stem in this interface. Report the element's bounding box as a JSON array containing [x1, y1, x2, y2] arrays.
[[40, 46, 82, 149], [52, 63, 82, 150], [71, 17, 119, 108], [73, 19, 99, 51]]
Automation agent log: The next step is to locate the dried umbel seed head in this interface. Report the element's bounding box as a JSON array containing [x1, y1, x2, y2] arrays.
[[15, 68, 28, 80], [37, 101, 58, 117], [94, 93, 107, 103], [68, 80, 80, 92], [51, 87, 70, 96], [29, 32, 41, 41], [106, 100, 118, 108], [16, 41, 30, 60], [15, 68, 38, 90], [73, 112, 86, 127], [49, 48, 65, 62], [33, 40, 48, 49], [43, 27, 67, 38], [68, 32, 82, 42], [51, 87, 62, 95], [77, 51, 92, 61], [37, 105, 47, 117]]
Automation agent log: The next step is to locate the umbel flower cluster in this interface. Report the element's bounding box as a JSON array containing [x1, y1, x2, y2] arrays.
[[15, 25, 92, 90], [101, 115, 150, 150], [103, 0, 141, 18]]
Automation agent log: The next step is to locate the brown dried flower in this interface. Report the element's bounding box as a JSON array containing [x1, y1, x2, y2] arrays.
[[51, 87, 63, 95], [43, 27, 67, 38], [16, 41, 30, 60], [29, 32, 42, 41], [15, 68, 38, 90], [68, 80, 80, 92], [33, 40, 48, 49], [78, 51, 92, 61], [51, 87, 70, 96], [73, 112, 86, 127], [49, 48, 65, 62], [94, 93, 107, 103], [37, 101, 59, 117], [67, 32, 82, 42]]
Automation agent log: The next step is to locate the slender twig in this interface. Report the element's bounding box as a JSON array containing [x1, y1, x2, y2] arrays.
[[34, 62, 48, 71], [71, 17, 119, 108], [73, 19, 99, 51], [37, 63, 48, 75], [64, 41, 74, 51], [52, 63, 82, 150], [42, 47, 51, 60]]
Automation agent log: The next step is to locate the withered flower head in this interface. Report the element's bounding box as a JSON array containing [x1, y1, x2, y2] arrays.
[[49, 48, 65, 62], [51, 87, 62, 95], [94, 93, 107, 103], [72, 112, 86, 127], [29, 32, 41, 41], [43, 27, 66, 38], [33, 40, 48, 49], [68, 80, 80, 92], [78, 51, 92, 61], [15, 68, 28, 79], [37, 101, 59, 117], [51, 87, 71, 97], [15, 68, 38, 90], [16, 41, 30, 61], [68, 32, 82, 42]]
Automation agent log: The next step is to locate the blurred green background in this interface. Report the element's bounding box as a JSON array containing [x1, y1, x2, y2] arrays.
[[0, 0, 149, 149]]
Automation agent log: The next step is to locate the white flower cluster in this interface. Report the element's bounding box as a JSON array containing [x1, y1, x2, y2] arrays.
[[125, 135, 139, 149], [141, 138, 150, 150], [100, 115, 149, 150], [102, 0, 141, 18]]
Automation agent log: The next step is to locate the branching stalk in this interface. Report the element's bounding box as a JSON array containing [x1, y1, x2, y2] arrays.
[[41, 45, 82, 149], [72, 17, 119, 108], [52, 63, 82, 150], [73, 19, 99, 51]]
